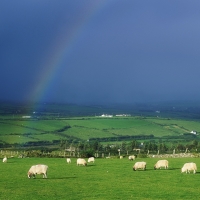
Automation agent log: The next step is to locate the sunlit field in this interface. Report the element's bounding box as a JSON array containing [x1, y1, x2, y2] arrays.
[[1, 157, 200, 200], [1, 117, 200, 145]]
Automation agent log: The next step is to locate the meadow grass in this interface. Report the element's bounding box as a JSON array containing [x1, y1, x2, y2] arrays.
[[1, 117, 200, 145], [1, 157, 200, 200]]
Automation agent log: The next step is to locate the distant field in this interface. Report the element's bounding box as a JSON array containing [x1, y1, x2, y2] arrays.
[[0, 116, 200, 146], [0, 101, 200, 149], [1, 157, 200, 199]]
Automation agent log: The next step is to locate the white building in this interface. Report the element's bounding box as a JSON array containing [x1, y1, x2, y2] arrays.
[[22, 116, 31, 119], [190, 131, 197, 135], [100, 114, 113, 117]]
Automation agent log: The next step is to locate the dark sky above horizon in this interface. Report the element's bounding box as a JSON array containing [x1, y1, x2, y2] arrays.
[[1, 0, 200, 105]]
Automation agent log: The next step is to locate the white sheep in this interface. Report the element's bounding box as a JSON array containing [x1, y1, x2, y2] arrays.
[[128, 155, 135, 161], [28, 164, 48, 178], [88, 157, 95, 163], [154, 160, 168, 170], [66, 158, 71, 164], [77, 158, 87, 166], [133, 161, 146, 171], [181, 162, 197, 174], [3, 156, 7, 163]]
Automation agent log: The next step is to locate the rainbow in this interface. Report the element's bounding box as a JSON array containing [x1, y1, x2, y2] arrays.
[[28, 0, 110, 105]]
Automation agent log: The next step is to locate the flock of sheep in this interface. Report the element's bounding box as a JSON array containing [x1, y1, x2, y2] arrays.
[[132, 159, 197, 173], [26, 157, 95, 178], [128, 155, 197, 174], [2, 155, 197, 179], [70, 156, 197, 174]]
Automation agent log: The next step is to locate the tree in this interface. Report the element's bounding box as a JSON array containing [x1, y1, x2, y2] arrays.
[[130, 140, 138, 150], [77, 141, 84, 151], [158, 143, 168, 153], [121, 141, 127, 153], [145, 142, 157, 152], [91, 141, 100, 151], [60, 140, 66, 150], [176, 143, 185, 152]]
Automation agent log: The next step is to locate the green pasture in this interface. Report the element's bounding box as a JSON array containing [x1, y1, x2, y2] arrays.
[[0, 120, 65, 134], [0, 117, 200, 145], [0, 133, 62, 144], [1, 157, 200, 199]]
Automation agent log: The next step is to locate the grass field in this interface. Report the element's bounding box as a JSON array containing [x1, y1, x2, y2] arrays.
[[1, 101, 200, 148], [1, 156, 200, 200], [0, 116, 200, 146]]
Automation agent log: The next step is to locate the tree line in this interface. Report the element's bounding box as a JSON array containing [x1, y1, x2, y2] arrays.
[[0, 138, 199, 158], [59, 139, 200, 157]]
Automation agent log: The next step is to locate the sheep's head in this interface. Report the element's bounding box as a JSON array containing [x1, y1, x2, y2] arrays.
[[181, 168, 185, 173], [28, 171, 33, 178]]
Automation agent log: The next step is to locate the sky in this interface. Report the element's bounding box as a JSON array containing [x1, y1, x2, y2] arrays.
[[1, 0, 200, 105]]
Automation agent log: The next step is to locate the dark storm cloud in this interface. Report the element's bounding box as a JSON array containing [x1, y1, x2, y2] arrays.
[[1, 0, 200, 104]]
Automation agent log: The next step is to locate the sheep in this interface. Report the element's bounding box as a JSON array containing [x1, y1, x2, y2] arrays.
[[133, 161, 146, 171], [128, 155, 135, 161], [88, 157, 95, 163], [181, 162, 197, 174], [154, 160, 168, 170], [66, 158, 71, 164], [120, 156, 123, 159], [77, 158, 87, 166], [28, 164, 48, 178], [3, 156, 7, 163]]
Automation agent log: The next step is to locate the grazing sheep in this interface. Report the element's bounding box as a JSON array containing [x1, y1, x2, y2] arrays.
[[181, 163, 197, 174], [88, 157, 95, 163], [3, 156, 7, 163], [120, 156, 123, 159], [66, 158, 71, 164], [133, 162, 146, 171], [154, 160, 168, 170], [77, 158, 87, 166], [128, 155, 135, 161], [28, 164, 48, 178]]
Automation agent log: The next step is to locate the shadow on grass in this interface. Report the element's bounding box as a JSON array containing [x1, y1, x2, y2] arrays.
[[146, 168, 181, 171], [33, 176, 78, 180], [166, 168, 180, 170], [85, 165, 95, 167], [50, 176, 78, 179], [6, 160, 17, 163], [145, 168, 180, 171]]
